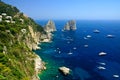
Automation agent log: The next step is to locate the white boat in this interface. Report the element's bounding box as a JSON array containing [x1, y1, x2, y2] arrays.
[[106, 34, 115, 38], [73, 47, 77, 50], [99, 52, 107, 56], [84, 45, 88, 47], [68, 50, 73, 55], [99, 62, 106, 65], [86, 35, 92, 38], [113, 75, 119, 78], [93, 29, 100, 33], [58, 51, 61, 54], [97, 66, 106, 70]]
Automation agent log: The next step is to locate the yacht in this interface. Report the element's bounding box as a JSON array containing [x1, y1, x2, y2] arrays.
[[68, 50, 73, 55], [86, 35, 92, 38], [113, 75, 119, 78], [93, 29, 100, 33], [84, 45, 88, 47], [97, 66, 106, 70], [73, 47, 77, 50], [99, 52, 107, 56], [106, 34, 115, 38]]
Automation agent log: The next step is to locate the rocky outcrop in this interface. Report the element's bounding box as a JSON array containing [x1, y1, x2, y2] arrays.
[[44, 20, 56, 33], [34, 55, 46, 73], [32, 55, 46, 80], [40, 32, 53, 42], [19, 25, 41, 50], [63, 20, 76, 31], [41, 20, 56, 42], [59, 66, 70, 75], [16, 25, 46, 80]]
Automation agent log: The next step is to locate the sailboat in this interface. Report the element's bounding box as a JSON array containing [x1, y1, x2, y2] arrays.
[[68, 50, 73, 55], [73, 47, 77, 50]]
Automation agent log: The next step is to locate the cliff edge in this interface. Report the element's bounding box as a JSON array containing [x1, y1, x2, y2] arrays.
[[0, 1, 47, 80]]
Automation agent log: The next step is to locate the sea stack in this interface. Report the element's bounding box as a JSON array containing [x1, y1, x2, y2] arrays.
[[41, 20, 56, 42], [44, 20, 56, 33], [63, 20, 76, 31]]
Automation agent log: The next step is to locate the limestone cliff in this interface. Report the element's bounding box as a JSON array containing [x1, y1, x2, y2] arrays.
[[63, 20, 77, 31], [40, 20, 57, 42], [44, 20, 56, 33], [0, 1, 46, 80]]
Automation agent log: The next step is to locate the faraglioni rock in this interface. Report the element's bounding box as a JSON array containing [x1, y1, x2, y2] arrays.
[[44, 20, 56, 33], [63, 20, 76, 31]]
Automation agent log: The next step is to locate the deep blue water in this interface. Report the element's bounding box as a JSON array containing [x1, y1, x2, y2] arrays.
[[35, 20, 120, 80]]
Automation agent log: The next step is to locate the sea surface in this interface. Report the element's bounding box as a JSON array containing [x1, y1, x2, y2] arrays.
[[35, 20, 120, 80]]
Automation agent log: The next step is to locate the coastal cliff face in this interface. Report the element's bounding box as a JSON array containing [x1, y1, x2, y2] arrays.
[[41, 20, 56, 42], [63, 20, 76, 31], [0, 2, 46, 80], [25, 25, 41, 50]]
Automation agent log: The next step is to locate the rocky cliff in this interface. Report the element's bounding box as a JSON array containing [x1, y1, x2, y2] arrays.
[[41, 20, 56, 42], [44, 20, 56, 33], [63, 20, 76, 31], [0, 1, 47, 80]]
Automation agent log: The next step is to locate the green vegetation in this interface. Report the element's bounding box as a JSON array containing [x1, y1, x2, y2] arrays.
[[0, 1, 19, 17], [0, 1, 44, 80]]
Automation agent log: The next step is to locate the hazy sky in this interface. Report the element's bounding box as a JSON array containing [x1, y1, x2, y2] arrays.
[[3, 0, 120, 20]]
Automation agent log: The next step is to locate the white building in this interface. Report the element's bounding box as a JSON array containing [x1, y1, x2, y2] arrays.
[[2, 13, 7, 16], [6, 16, 12, 19], [5, 20, 10, 23], [21, 29, 26, 34], [20, 18, 24, 23]]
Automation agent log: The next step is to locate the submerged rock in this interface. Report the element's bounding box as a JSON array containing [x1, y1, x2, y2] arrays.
[[63, 20, 76, 31], [44, 20, 56, 33], [59, 66, 70, 75]]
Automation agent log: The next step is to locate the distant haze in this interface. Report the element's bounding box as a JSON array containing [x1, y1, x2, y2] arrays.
[[3, 0, 120, 20]]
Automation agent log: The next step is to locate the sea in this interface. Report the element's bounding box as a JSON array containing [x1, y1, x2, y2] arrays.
[[35, 20, 120, 80]]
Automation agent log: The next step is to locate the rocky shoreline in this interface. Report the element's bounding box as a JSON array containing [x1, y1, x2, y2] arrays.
[[32, 55, 46, 80], [33, 20, 77, 80], [30, 19, 77, 80], [32, 20, 56, 80]]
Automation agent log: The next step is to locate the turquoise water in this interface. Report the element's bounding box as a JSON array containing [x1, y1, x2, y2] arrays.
[[35, 20, 120, 80]]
